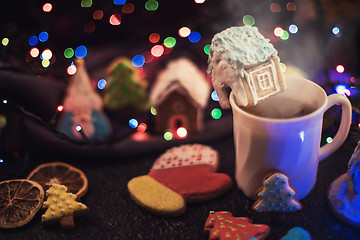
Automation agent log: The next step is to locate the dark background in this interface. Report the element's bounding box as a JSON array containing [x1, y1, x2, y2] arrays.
[[1, 0, 360, 239]]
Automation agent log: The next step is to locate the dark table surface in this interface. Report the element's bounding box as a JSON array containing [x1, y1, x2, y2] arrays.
[[1, 125, 360, 240]]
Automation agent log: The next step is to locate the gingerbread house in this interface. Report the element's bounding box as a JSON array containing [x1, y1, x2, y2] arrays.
[[208, 26, 285, 108], [150, 58, 210, 135]]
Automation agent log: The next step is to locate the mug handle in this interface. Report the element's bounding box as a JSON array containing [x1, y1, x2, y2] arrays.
[[319, 94, 352, 161]]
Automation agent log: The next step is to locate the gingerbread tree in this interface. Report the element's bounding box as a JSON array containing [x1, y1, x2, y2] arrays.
[[104, 57, 150, 111], [42, 183, 88, 228], [252, 172, 302, 213], [204, 211, 270, 240]]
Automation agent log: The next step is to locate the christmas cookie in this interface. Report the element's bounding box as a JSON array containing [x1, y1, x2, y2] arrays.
[[127, 175, 186, 216], [328, 141, 360, 228], [127, 144, 231, 216], [204, 211, 270, 240], [42, 183, 88, 228], [0, 179, 44, 229], [280, 227, 312, 240], [208, 25, 286, 108], [252, 172, 302, 213]]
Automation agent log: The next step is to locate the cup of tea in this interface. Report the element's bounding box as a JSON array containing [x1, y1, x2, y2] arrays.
[[230, 75, 352, 200]]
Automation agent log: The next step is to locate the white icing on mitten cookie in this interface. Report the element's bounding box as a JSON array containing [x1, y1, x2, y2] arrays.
[[151, 144, 218, 171]]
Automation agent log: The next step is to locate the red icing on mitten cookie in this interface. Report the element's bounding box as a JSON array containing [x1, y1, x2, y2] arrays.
[[148, 165, 231, 200], [149, 144, 231, 201], [204, 211, 270, 240]]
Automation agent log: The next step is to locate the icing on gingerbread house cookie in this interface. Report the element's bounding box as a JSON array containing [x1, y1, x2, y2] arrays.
[[208, 26, 286, 108], [150, 58, 211, 135], [204, 211, 270, 240]]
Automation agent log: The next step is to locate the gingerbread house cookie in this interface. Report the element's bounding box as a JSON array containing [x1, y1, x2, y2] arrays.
[[208, 25, 286, 108], [150, 58, 211, 135]]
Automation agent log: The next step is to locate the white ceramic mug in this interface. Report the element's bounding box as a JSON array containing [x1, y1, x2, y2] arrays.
[[230, 75, 352, 200]]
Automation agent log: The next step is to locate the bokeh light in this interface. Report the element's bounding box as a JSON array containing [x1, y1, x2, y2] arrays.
[[332, 27, 340, 35], [2, 38, 9, 46], [57, 105, 64, 112], [149, 33, 160, 43], [41, 49, 52, 60], [75, 45, 87, 58], [81, 0, 92, 7], [279, 62, 287, 72], [211, 108, 222, 119], [289, 24, 298, 34], [286, 2, 296, 11], [42, 59, 50, 68], [211, 90, 219, 101], [132, 54, 145, 67], [29, 36, 38, 46], [129, 118, 138, 128], [114, 0, 126, 5], [67, 65, 77, 75], [280, 30, 289, 40], [195, 0, 206, 3], [145, 0, 159, 11], [176, 127, 188, 138], [270, 3, 281, 12], [164, 37, 176, 48], [204, 44, 210, 55], [110, 14, 121, 25], [151, 45, 164, 57], [97, 79, 107, 89], [326, 137, 333, 143], [242, 15, 255, 26], [39, 31, 49, 42], [30, 47, 39, 58], [76, 125, 82, 132], [43, 3, 52, 12], [84, 22, 96, 33], [150, 106, 157, 115], [336, 65, 345, 73], [188, 31, 201, 43], [64, 48, 74, 58], [274, 27, 284, 37], [93, 10, 104, 20], [178, 27, 191, 38], [335, 84, 347, 95], [164, 131, 173, 141], [122, 3, 135, 14], [137, 123, 147, 132]]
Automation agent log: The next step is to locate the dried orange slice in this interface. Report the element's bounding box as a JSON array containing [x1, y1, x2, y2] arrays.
[[0, 179, 44, 228], [27, 162, 88, 198]]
